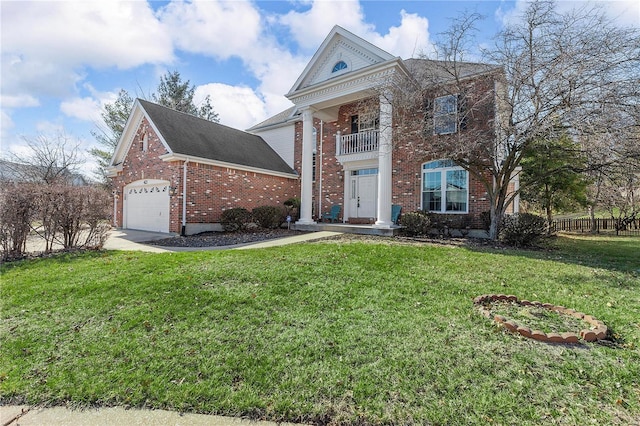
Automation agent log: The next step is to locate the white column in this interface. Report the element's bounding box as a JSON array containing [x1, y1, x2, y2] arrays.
[[297, 107, 316, 225], [374, 95, 393, 228]]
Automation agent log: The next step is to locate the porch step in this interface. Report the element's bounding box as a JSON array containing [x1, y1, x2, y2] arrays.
[[292, 223, 400, 237], [347, 217, 375, 224]]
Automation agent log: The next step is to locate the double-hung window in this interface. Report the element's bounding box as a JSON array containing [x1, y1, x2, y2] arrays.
[[422, 160, 468, 213], [433, 95, 457, 135]]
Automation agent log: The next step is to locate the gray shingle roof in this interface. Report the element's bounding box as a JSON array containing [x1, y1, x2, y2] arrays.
[[245, 106, 298, 131], [247, 59, 501, 131], [403, 58, 501, 87], [139, 100, 295, 176]]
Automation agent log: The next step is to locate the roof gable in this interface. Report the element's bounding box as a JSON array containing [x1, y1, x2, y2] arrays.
[[288, 25, 395, 95], [109, 100, 295, 176]]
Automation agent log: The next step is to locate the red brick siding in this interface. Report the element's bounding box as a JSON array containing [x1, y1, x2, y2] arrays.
[[184, 163, 298, 225], [111, 118, 299, 233], [292, 75, 498, 228]]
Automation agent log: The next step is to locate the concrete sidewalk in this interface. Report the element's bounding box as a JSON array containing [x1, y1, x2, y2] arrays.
[[103, 229, 341, 253], [0, 405, 307, 426]]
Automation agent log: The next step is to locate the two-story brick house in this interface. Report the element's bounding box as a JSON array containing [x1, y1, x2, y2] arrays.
[[109, 25, 516, 236], [248, 25, 517, 231]]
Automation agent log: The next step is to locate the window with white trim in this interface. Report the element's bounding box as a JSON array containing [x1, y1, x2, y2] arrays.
[[422, 160, 468, 213], [433, 95, 457, 135]]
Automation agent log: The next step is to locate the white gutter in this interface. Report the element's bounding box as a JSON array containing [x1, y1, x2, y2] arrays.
[[159, 153, 298, 180], [182, 159, 189, 236]]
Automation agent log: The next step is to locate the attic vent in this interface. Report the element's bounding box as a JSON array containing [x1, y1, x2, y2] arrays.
[[332, 61, 347, 73], [140, 132, 148, 151]]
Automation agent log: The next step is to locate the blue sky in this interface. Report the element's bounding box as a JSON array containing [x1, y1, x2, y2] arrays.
[[1, 0, 638, 177]]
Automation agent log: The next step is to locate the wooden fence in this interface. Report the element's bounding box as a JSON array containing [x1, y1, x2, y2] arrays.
[[551, 218, 640, 236]]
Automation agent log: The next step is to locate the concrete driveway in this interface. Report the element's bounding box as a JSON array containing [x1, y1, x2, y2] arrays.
[[103, 229, 176, 253]]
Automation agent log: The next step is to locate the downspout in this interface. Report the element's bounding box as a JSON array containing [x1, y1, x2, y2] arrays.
[[318, 120, 323, 217], [181, 159, 189, 236], [113, 190, 118, 227]]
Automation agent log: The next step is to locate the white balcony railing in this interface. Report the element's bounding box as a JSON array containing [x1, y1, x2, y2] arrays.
[[337, 130, 379, 155]]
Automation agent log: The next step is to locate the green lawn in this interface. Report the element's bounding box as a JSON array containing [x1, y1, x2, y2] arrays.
[[1, 234, 639, 425]]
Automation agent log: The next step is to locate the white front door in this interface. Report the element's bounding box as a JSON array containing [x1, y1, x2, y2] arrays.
[[349, 168, 378, 219]]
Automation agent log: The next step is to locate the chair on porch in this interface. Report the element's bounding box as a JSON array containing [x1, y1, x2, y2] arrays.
[[391, 204, 402, 225], [322, 205, 341, 223]]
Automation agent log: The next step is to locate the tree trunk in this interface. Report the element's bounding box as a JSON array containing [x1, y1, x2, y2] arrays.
[[588, 205, 597, 233], [489, 202, 505, 241], [546, 206, 553, 235]]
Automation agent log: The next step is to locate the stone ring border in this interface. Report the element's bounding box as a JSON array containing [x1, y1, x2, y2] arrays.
[[473, 294, 608, 343]]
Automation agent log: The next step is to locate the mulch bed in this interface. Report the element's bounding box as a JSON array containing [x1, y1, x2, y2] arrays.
[[146, 229, 309, 247]]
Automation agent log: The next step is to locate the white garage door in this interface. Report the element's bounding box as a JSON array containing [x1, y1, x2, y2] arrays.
[[124, 180, 170, 233]]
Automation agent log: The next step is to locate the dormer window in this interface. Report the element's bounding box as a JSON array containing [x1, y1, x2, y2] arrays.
[[332, 61, 347, 73]]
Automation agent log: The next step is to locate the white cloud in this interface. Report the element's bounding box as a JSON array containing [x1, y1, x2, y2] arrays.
[[1, 94, 39, 109], [0, 110, 16, 151], [35, 121, 65, 135], [1, 1, 173, 99], [158, 1, 262, 60], [278, 2, 432, 58], [279, 0, 373, 50], [0, 54, 84, 98], [243, 41, 309, 99], [60, 97, 103, 123], [367, 10, 432, 59], [2, 1, 172, 69], [157, 0, 305, 119], [195, 83, 267, 130]]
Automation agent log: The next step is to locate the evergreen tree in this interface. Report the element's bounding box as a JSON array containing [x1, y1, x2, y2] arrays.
[[153, 71, 219, 122], [91, 71, 219, 182], [90, 89, 133, 183], [520, 133, 589, 230]]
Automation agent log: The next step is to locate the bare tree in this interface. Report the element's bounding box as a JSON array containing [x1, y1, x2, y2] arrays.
[[381, 1, 640, 239], [4, 132, 85, 185], [583, 119, 640, 232]]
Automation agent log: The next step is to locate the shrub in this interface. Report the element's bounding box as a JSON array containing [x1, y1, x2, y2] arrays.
[[428, 214, 472, 237], [480, 211, 492, 231], [38, 185, 111, 250], [499, 213, 548, 247], [252, 205, 286, 229], [0, 184, 37, 260], [284, 198, 300, 221], [0, 183, 112, 261], [448, 215, 472, 237], [79, 186, 112, 249], [399, 211, 431, 236], [220, 207, 252, 232]]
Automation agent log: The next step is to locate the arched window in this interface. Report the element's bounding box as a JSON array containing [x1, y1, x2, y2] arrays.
[[332, 61, 348, 73], [422, 160, 468, 213]]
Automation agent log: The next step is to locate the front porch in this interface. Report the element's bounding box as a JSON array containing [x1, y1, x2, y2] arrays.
[[292, 222, 401, 237]]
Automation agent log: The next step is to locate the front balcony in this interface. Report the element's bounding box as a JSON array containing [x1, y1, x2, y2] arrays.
[[335, 130, 380, 164], [338, 130, 379, 155]]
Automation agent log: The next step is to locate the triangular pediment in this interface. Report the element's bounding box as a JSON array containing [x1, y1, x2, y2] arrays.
[[108, 100, 173, 168], [288, 26, 395, 95]]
